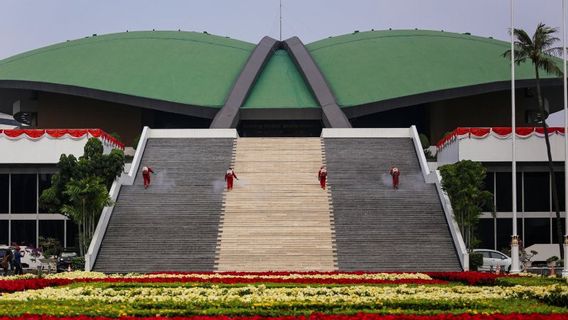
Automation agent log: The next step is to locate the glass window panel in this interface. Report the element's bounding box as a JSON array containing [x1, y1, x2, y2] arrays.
[[38, 174, 52, 213], [66, 220, 78, 250], [477, 218, 494, 249], [524, 218, 550, 246], [0, 174, 8, 213], [524, 172, 550, 212], [552, 218, 566, 243], [11, 174, 37, 213], [496, 218, 521, 252], [482, 172, 494, 212], [10, 220, 36, 246], [495, 172, 521, 212], [0, 220, 8, 245], [39, 220, 64, 248], [554, 172, 565, 212]]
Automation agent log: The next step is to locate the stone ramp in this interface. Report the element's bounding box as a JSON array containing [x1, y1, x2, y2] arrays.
[[93, 138, 234, 273], [216, 138, 336, 271], [323, 138, 461, 272]]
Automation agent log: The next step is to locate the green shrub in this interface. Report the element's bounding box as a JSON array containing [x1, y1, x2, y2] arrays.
[[469, 252, 483, 271]]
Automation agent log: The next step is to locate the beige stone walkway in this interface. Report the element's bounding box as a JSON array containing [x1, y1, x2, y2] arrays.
[[215, 138, 336, 271]]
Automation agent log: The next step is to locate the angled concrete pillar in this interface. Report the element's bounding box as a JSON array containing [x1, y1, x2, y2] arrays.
[[210, 37, 279, 128], [283, 37, 351, 128]]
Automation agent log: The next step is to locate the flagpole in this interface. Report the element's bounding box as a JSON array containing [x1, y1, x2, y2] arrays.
[[510, 0, 520, 274], [562, 0, 568, 279]]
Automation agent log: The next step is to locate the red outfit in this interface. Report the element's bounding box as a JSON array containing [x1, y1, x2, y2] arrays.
[[318, 168, 327, 190], [390, 167, 400, 189], [142, 166, 154, 189], [225, 169, 238, 190]]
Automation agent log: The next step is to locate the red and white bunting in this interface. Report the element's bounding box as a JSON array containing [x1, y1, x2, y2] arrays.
[[436, 127, 566, 151], [0, 129, 125, 149]]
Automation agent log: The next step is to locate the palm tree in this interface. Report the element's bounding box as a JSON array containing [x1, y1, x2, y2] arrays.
[[62, 177, 112, 256], [503, 23, 564, 259]]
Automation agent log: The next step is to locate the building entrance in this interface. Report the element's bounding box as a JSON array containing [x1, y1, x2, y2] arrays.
[[238, 120, 322, 137]]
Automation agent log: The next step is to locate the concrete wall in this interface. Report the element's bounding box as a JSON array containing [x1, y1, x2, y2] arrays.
[[37, 92, 143, 146]]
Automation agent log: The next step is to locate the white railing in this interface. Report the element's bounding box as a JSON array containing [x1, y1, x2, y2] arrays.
[[409, 126, 432, 182], [409, 126, 468, 270], [85, 126, 151, 271], [432, 170, 469, 271], [121, 126, 151, 185]]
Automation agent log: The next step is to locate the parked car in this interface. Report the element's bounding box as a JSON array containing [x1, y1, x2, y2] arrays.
[[57, 251, 78, 272], [472, 249, 512, 272]]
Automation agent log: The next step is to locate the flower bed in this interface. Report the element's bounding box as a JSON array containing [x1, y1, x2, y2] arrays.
[[0, 314, 567, 320], [0, 272, 566, 318]]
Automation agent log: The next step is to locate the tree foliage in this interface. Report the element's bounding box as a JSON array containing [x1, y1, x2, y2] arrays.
[[40, 138, 124, 255], [440, 160, 494, 250]]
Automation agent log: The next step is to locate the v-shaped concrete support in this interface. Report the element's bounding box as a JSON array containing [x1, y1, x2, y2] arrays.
[[210, 36, 280, 128], [282, 37, 351, 128], [211, 36, 351, 129]]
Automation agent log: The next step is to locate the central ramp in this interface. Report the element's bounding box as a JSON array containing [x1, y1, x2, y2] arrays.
[[216, 138, 336, 271]]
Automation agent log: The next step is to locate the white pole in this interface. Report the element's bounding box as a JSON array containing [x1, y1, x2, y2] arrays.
[[279, 0, 282, 41], [510, 0, 521, 274], [562, 0, 568, 279]]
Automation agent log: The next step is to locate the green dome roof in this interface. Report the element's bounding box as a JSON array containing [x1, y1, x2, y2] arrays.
[[307, 29, 560, 107], [0, 31, 255, 108], [0, 29, 562, 112]]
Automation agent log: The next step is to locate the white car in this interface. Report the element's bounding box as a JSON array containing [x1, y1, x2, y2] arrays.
[[472, 249, 512, 273], [0, 245, 49, 271]]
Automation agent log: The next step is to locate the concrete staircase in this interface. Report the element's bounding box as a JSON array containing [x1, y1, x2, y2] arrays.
[[216, 138, 336, 271], [93, 138, 234, 273], [323, 138, 461, 272]]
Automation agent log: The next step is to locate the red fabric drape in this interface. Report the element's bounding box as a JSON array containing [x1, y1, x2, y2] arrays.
[[0, 128, 124, 149], [436, 127, 566, 150]]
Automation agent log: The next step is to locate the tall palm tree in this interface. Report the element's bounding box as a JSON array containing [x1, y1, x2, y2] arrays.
[[503, 23, 564, 259]]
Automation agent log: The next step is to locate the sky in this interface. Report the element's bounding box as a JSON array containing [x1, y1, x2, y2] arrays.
[[1, 0, 567, 124], [0, 0, 566, 60]]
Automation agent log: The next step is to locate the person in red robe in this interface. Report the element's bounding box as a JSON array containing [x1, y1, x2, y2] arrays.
[[225, 167, 238, 191], [318, 166, 327, 190], [142, 166, 155, 189], [389, 166, 400, 189]]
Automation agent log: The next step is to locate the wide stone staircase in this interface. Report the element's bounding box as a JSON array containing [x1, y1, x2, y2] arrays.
[[93, 138, 234, 273], [216, 138, 336, 271], [323, 138, 461, 271]]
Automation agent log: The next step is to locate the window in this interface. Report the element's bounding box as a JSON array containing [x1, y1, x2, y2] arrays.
[[10, 220, 36, 246], [66, 220, 78, 249], [524, 218, 550, 246], [480, 251, 490, 258], [524, 172, 549, 212], [552, 218, 566, 243], [490, 252, 506, 260], [11, 174, 37, 213], [554, 172, 565, 211], [0, 174, 8, 213], [496, 218, 521, 252], [495, 172, 521, 212], [38, 174, 52, 213], [39, 220, 64, 246], [482, 172, 494, 212], [477, 218, 494, 249], [0, 220, 8, 245]]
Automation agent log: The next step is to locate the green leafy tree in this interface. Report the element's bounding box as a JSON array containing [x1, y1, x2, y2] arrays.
[[503, 23, 564, 259], [440, 160, 494, 250], [40, 138, 124, 255]]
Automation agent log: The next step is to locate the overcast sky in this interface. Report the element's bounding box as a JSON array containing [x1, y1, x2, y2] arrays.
[[0, 0, 566, 59]]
